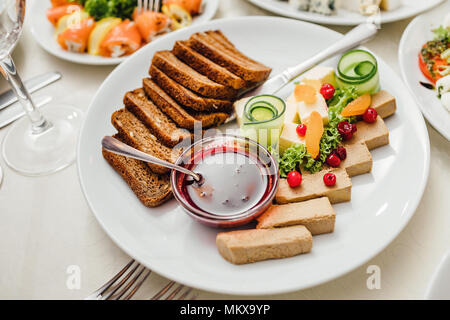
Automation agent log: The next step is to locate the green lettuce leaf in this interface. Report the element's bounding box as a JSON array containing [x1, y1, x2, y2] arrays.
[[277, 86, 358, 176]]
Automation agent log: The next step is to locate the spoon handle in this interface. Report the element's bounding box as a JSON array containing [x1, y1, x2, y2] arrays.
[[101, 136, 201, 181], [246, 23, 378, 97]]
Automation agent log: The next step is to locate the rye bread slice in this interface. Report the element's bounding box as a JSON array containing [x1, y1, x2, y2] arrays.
[[124, 88, 190, 147], [111, 108, 180, 174], [142, 77, 229, 130], [172, 40, 247, 90], [188, 32, 271, 82], [149, 65, 233, 112], [206, 30, 267, 68], [102, 135, 173, 207], [152, 51, 237, 100]]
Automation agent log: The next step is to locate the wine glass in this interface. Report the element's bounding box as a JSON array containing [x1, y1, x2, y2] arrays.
[[0, 0, 82, 176]]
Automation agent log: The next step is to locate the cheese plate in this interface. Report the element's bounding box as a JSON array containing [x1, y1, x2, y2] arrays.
[[246, 0, 445, 26]]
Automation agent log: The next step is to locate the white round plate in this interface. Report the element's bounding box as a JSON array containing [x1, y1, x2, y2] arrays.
[[426, 251, 450, 300], [78, 16, 430, 295], [28, 0, 219, 65], [399, 1, 450, 141], [247, 0, 444, 26]]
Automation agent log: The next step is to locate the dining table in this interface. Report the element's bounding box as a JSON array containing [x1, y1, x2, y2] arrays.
[[0, 0, 449, 299]]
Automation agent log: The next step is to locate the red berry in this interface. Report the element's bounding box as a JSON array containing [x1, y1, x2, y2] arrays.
[[337, 121, 354, 140], [335, 146, 347, 160], [320, 83, 335, 100], [326, 154, 341, 167], [363, 107, 378, 123], [323, 173, 336, 186], [296, 124, 307, 137], [287, 171, 302, 188]]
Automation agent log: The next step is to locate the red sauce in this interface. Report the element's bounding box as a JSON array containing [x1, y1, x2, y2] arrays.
[[176, 145, 276, 217]]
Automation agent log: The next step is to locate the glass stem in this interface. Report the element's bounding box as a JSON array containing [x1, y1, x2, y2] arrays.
[[0, 55, 51, 134]]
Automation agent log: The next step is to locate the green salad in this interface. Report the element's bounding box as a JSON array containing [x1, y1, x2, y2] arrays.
[[278, 86, 358, 177]]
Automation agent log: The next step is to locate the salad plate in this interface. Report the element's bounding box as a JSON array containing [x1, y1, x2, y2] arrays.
[[78, 16, 430, 295], [28, 0, 219, 66], [399, 1, 450, 140], [246, 0, 444, 26]]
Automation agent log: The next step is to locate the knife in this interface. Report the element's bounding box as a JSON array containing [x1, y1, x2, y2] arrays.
[[0, 71, 61, 111], [0, 95, 52, 128], [225, 24, 377, 124]]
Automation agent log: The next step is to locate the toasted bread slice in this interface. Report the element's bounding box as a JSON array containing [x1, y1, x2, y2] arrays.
[[142, 77, 229, 129], [206, 30, 265, 67], [102, 135, 173, 207], [275, 167, 352, 204], [124, 88, 190, 147], [152, 51, 237, 100], [111, 109, 180, 174], [216, 226, 312, 265], [188, 32, 271, 82], [150, 65, 233, 112], [172, 40, 248, 90], [256, 197, 336, 235]]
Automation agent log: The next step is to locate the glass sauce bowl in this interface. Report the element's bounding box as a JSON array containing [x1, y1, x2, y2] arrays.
[[171, 134, 279, 228]]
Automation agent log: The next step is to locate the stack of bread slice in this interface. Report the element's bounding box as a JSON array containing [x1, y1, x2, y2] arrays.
[[217, 90, 397, 264], [102, 30, 272, 207]]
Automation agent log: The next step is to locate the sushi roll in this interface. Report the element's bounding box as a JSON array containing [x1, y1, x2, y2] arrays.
[[56, 10, 95, 53], [46, 4, 82, 26], [134, 10, 171, 43], [88, 17, 122, 55], [98, 20, 142, 58]]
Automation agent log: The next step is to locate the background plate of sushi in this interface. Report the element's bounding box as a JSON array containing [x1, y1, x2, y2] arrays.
[[246, 0, 445, 26], [29, 0, 219, 65]]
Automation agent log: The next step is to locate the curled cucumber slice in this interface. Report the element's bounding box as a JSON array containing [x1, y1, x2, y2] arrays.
[[243, 95, 285, 125], [336, 49, 380, 94], [239, 95, 286, 147]]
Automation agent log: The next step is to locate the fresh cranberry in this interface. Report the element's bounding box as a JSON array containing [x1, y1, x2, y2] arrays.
[[296, 124, 307, 137], [363, 107, 378, 123], [323, 173, 337, 186], [326, 154, 341, 167], [351, 123, 357, 133], [320, 83, 335, 100], [337, 121, 355, 140], [335, 146, 347, 160], [287, 171, 302, 188]]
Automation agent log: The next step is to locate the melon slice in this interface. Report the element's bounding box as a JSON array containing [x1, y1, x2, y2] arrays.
[[305, 111, 324, 159], [341, 93, 371, 117]]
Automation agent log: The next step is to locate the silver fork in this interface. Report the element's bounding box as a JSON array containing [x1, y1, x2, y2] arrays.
[[137, 0, 161, 15], [86, 260, 195, 300]]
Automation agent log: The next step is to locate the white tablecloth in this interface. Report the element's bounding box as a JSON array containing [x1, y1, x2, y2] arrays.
[[0, 0, 449, 299]]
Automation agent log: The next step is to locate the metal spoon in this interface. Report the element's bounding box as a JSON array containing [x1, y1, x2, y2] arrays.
[[101, 136, 203, 183]]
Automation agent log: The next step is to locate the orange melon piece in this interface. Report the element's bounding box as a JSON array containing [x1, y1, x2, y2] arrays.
[[305, 111, 324, 159], [294, 84, 317, 104], [341, 93, 371, 117]]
